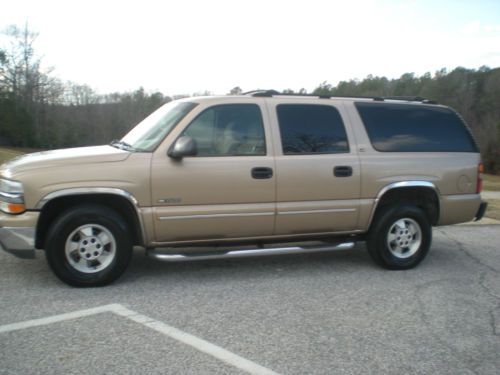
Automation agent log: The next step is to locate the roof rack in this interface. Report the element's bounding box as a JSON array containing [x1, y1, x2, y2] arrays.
[[242, 90, 333, 98], [382, 96, 438, 104], [242, 90, 438, 104], [241, 90, 280, 97]]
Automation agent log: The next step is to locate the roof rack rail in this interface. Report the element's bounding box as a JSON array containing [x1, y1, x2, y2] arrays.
[[243, 90, 334, 99], [241, 90, 438, 104], [242, 90, 280, 97], [381, 96, 439, 105], [384, 96, 425, 101]]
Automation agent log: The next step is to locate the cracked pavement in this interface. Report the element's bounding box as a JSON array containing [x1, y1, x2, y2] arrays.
[[1, 224, 499, 374]]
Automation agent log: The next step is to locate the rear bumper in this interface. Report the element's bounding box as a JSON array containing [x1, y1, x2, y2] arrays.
[[0, 227, 36, 259], [438, 194, 482, 225], [474, 201, 488, 221]]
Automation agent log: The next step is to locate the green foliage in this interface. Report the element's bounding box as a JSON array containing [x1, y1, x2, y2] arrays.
[[228, 86, 242, 95], [0, 98, 35, 146], [43, 88, 170, 148]]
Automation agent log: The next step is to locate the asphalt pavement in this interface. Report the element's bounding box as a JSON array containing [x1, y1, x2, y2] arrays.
[[1, 224, 499, 374]]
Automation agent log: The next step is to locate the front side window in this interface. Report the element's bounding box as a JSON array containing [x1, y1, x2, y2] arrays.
[[277, 104, 349, 154], [182, 104, 266, 156], [355, 102, 478, 152]]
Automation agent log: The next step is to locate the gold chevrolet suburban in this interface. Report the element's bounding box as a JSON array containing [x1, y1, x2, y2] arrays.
[[0, 91, 488, 286]]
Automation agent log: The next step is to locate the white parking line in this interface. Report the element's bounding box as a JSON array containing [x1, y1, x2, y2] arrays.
[[0, 303, 280, 375], [0, 304, 114, 333]]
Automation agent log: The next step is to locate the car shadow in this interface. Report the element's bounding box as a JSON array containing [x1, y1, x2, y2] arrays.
[[121, 243, 374, 285]]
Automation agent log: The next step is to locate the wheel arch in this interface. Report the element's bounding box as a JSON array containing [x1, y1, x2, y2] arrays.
[[367, 181, 441, 229], [35, 188, 145, 249]]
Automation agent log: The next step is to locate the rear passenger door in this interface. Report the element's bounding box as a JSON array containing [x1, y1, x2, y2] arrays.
[[269, 101, 361, 235]]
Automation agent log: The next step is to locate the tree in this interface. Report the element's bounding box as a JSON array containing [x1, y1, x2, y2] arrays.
[[0, 48, 6, 92], [2, 24, 40, 106], [0, 24, 63, 146], [64, 82, 98, 106], [313, 81, 333, 96], [228, 86, 242, 95]]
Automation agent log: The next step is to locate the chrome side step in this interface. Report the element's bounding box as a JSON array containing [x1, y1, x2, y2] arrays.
[[146, 242, 355, 262]]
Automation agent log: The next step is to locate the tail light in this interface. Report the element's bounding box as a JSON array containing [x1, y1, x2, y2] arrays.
[[476, 163, 484, 194]]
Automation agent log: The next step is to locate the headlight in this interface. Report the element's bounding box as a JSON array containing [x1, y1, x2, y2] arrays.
[[0, 178, 25, 214], [0, 178, 24, 194]]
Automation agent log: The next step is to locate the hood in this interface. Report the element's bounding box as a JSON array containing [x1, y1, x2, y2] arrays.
[[0, 145, 131, 178]]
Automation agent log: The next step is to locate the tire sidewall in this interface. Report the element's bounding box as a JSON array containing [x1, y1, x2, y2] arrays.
[[45, 205, 132, 287], [369, 205, 432, 269]]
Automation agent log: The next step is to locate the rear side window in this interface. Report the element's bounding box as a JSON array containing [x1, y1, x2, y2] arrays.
[[277, 104, 349, 154], [355, 102, 478, 152]]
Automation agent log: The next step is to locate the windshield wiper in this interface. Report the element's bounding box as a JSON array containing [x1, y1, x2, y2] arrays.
[[110, 140, 136, 152]]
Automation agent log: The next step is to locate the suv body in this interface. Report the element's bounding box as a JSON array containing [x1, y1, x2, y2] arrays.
[[0, 92, 487, 286]]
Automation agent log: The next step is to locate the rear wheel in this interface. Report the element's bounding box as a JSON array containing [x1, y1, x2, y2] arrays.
[[367, 205, 432, 269], [45, 204, 133, 287]]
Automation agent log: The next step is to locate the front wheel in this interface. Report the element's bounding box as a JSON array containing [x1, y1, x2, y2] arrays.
[[367, 205, 432, 270], [45, 204, 133, 287]]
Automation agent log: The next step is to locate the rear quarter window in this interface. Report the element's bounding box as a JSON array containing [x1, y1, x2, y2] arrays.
[[355, 102, 478, 152]]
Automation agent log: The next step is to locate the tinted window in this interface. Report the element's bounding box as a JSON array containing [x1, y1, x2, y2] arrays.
[[355, 102, 478, 152], [277, 104, 349, 154], [182, 104, 265, 156]]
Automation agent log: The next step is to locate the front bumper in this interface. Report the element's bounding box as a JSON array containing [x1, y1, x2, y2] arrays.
[[0, 227, 36, 259], [0, 211, 39, 259]]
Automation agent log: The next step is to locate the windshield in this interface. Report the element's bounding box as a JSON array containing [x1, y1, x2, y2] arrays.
[[121, 101, 198, 151]]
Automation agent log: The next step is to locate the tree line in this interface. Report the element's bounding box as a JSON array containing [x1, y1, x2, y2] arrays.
[[1, 25, 499, 172], [0, 25, 177, 150]]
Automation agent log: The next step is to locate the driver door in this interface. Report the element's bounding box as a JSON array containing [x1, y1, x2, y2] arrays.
[[151, 102, 276, 243]]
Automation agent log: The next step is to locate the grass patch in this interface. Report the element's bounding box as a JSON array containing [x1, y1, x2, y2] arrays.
[[485, 199, 500, 221], [484, 174, 500, 192], [483, 175, 500, 220], [0, 148, 24, 165]]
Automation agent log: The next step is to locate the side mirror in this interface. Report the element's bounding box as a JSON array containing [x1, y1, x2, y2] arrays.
[[168, 136, 197, 159]]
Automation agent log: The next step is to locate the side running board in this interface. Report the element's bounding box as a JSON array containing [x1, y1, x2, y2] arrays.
[[146, 242, 355, 262]]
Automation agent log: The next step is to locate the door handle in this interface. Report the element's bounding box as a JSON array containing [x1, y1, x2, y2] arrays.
[[334, 166, 353, 177], [251, 167, 273, 179]]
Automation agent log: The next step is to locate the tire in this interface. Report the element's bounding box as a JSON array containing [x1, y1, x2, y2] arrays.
[[367, 205, 432, 270], [45, 204, 133, 287]]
